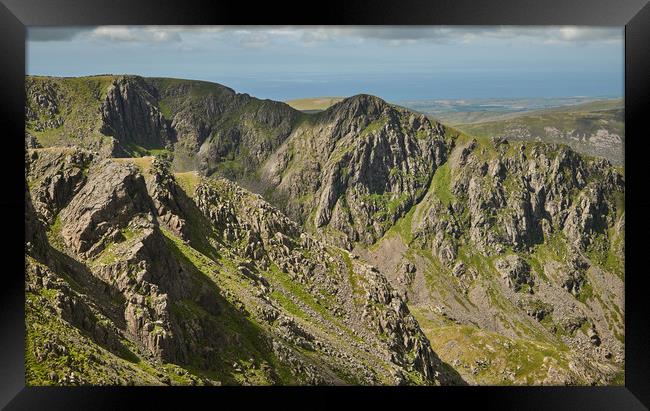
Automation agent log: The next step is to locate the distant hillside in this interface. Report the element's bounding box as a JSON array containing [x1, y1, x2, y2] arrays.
[[285, 97, 345, 113], [398, 97, 622, 126], [455, 100, 624, 165]]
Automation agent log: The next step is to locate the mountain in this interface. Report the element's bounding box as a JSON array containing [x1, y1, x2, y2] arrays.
[[258, 94, 452, 248], [26, 75, 300, 172], [26, 77, 451, 247], [25, 75, 625, 385]]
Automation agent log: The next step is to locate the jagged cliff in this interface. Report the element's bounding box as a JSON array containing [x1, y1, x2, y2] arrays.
[[25, 75, 625, 386]]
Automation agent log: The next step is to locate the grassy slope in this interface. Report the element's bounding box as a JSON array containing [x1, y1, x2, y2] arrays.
[[457, 107, 623, 139], [26, 273, 198, 386], [411, 309, 574, 385], [430, 98, 623, 126], [26, 76, 115, 149]]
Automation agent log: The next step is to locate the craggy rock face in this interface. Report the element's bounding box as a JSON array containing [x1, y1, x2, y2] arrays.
[[101, 77, 175, 153], [59, 160, 153, 257], [26, 148, 95, 224], [259, 95, 451, 249], [495, 255, 534, 292], [413, 139, 624, 259], [189, 172, 455, 385]]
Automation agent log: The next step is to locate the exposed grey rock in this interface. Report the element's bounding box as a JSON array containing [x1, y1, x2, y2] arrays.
[[59, 159, 152, 257], [100, 76, 174, 154], [495, 255, 534, 292]]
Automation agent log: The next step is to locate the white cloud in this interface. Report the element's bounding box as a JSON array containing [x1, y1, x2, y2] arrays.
[[89, 26, 182, 43], [28, 25, 622, 47], [548, 27, 622, 43], [235, 31, 270, 48], [298, 26, 622, 45]]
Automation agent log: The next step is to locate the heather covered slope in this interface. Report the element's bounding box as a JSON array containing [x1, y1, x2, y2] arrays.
[[25, 75, 625, 385]]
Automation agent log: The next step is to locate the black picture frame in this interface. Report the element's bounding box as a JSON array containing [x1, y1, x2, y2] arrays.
[[1, 0, 649, 409]]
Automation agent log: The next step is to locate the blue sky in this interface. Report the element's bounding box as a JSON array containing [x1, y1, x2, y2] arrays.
[[27, 26, 624, 101]]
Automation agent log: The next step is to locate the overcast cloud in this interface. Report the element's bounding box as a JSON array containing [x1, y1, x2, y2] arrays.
[[28, 26, 622, 46]]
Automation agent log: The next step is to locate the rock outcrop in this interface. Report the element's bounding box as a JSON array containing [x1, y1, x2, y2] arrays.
[[356, 135, 625, 385], [495, 255, 534, 292], [100, 77, 175, 153]]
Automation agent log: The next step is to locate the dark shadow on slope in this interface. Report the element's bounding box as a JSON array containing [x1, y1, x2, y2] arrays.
[[43, 246, 142, 363], [437, 358, 468, 386], [160, 233, 295, 385], [26, 186, 142, 364], [48, 246, 126, 324], [168, 179, 222, 262]]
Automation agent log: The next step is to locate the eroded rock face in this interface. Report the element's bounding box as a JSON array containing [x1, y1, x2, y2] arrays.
[[495, 255, 534, 292], [412, 140, 624, 260], [357, 264, 452, 384], [25, 187, 49, 261], [25, 78, 63, 129], [27, 148, 95, 224], [25, 258, 125, 356], [101, 76, 174, 153], [59, 160, 153, 257], [358, 136, 625, 385], [27, 153, 207, 363], [143, 77, 300, 174], [192, 175, 455, 384]]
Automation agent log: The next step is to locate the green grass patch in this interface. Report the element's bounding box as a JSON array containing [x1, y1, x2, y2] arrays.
[[429, 163, 455, 207], [174, 172, 201, 197]]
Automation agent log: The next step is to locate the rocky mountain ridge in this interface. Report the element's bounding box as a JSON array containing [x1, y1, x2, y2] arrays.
[[25, 75, 625, 385]]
